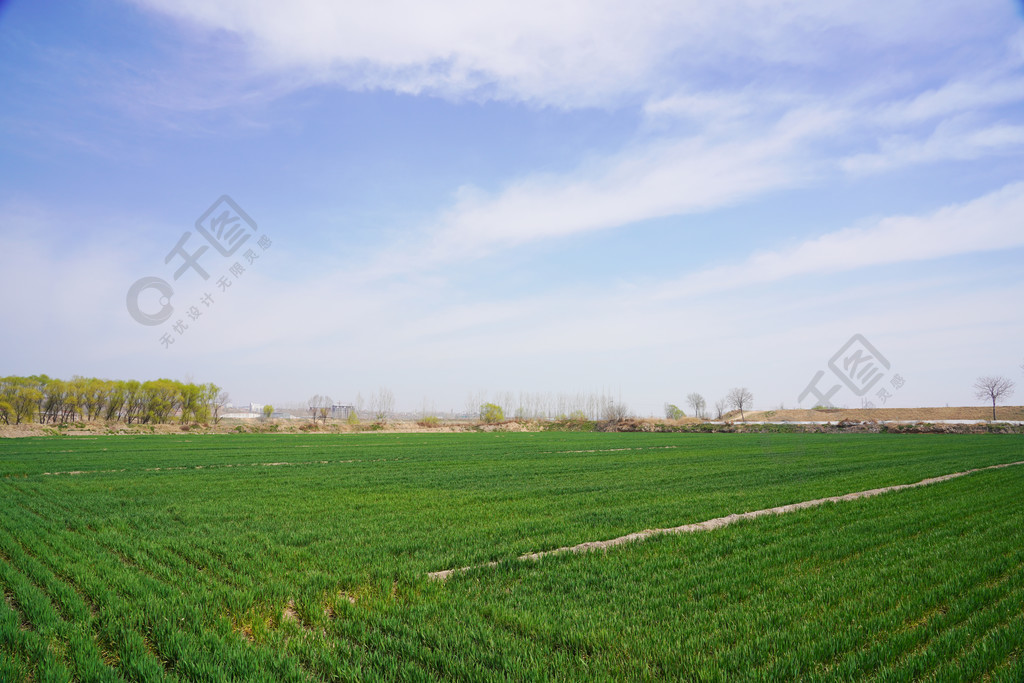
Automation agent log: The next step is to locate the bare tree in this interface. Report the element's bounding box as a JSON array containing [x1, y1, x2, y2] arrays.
[[974, 376, 1015, 421], [211, 389, 230, 424], [602, 401, 631, 423], [308, 394, 332, 424], [465, 390, 486, 419], [714, 398, 728, 420], [727, 387, 753, 421], [370, 387, 394, 423], [686, 392, 707, 420], [495, 390, 514, 420]]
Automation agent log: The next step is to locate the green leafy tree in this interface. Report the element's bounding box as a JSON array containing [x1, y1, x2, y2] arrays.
[[68, 376, 90, 422], [480, 402, 504, 424], [82, 377, 109, 421], [178, 383, 203, 424], [104, 381, 127, 422], [0, 375, 224, 426], [141, 379, 180, 423], [122, 380, 143, 424], [9, 382, 42, 425], [40, 378, 69, 423], [262, 404, 274, 421], [664, 404, 685, 420]]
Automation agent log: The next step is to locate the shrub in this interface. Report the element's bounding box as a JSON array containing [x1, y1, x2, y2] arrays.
[[479, 403, 504, 424], [418, 416, 441, 428], [602, 402, 631, 423], [543, 417, 597, 432]]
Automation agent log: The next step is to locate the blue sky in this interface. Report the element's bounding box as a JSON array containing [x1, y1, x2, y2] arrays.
[[2, 0, 1023, 415]]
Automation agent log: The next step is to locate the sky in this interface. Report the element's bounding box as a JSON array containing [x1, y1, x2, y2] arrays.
[[1, 0, 1023, 416]]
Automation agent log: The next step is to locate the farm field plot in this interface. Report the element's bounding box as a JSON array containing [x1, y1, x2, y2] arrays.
[[0, 433, 1022, 680]]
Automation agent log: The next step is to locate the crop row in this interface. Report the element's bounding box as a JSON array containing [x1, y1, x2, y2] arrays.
[[395, 464, 1024, 680], [0, 433, 1021, 679]]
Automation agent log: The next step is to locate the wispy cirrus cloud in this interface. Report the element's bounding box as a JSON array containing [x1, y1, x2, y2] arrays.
[[424, 133, 805, 258], [86, 0, 1022, 270], [873, 74, 1024, 125], [349, 96, 1024, 277], [405, 47, 1024, 263], [843, 121, 1024, 174], [129, 0, 1014, 108], [654, 181, 1024, 299]]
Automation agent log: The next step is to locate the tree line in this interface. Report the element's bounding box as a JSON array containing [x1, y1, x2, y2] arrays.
[[464, 390, 630, 422], [665, 388, 752, 421], [0, 375, 228, 426]]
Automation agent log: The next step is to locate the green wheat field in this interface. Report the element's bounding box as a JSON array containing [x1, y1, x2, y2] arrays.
[[1, 432, 1022, 681]]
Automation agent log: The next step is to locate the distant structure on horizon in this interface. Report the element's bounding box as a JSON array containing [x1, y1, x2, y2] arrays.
[[331, 403, 354, 418]]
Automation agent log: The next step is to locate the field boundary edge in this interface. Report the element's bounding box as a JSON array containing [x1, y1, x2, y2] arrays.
[[427, 459, 1024, 581]]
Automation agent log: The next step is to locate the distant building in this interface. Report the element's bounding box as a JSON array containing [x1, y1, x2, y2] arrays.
[[331, 403, 355, 419], [249, 403, 264, 414]]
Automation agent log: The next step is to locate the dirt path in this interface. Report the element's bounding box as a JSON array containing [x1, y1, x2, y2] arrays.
[[37, 458, 379, 476], [428, 459, 1024, 581]]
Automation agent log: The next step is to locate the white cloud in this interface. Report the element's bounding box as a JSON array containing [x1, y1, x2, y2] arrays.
[[875, 75, 1024, 125], [426, 134, 800, 257], [341, 99, 878, 275], [130, 0, 1012, 107], [656, 181, 1024, 299], [642, 90, 764, 128], [346, 76, 1023, 274], [843, 121, 1024, 174], [640, 73, 1024, 180], [110, 0, 1024, 265]]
